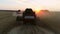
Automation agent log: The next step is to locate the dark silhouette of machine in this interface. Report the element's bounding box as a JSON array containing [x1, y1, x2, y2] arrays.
[[23, 8, 36, 25], [16, 10, 21, 21]]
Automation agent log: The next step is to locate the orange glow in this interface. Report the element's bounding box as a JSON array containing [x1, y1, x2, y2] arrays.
[[33, 8, 50, 18], [36, 10, 50, 17], [34, 9, 40, 14], [33, 7, 41, 13]]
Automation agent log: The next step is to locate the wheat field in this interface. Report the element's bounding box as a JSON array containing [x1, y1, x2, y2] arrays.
[[0, 11, 60, 34]]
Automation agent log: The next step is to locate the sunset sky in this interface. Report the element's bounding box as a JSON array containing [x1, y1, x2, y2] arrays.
[[0, 0, 60, 11]]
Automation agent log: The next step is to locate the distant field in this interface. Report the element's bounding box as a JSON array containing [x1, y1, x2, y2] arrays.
[[0, 11, 16, 34], [0, 11, 60, 34], [39, 12, 60, 33]]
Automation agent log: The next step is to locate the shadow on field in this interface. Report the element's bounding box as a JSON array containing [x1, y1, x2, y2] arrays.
[[0, 18, 54, 34], [2, 18, 55, 34]]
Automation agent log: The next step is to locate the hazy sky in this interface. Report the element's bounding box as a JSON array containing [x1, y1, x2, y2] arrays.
[[0, 0, 60, 11]]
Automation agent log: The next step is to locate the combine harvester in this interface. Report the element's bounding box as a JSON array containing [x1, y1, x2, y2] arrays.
[[0, 8, 37, 25], [15, 8, 37, 25], [23, 8, 36, 25]]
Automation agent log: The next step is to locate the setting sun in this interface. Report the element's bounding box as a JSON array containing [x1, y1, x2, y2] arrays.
[[34, 8, 41, 13]]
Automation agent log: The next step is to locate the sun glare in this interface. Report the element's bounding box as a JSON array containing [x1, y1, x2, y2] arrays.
[[34, 8, 41, 13]]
